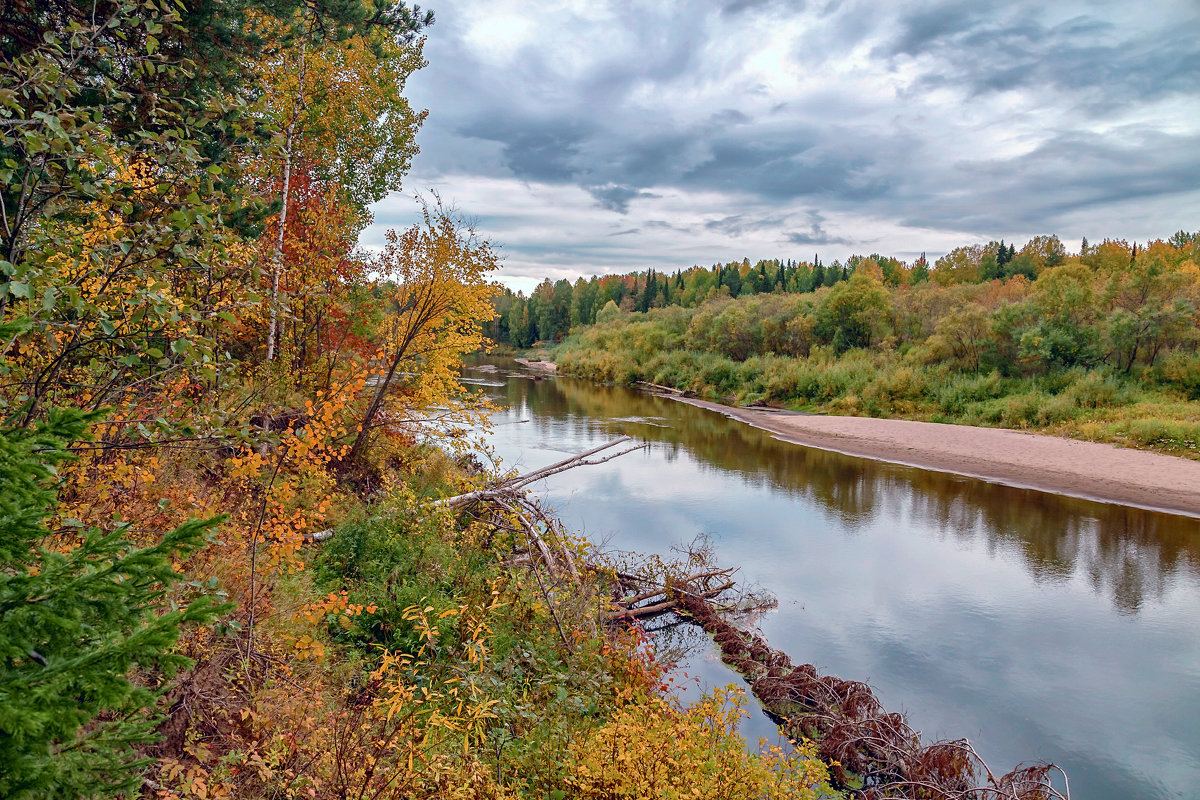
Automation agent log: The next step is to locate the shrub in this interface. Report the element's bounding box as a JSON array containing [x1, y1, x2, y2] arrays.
[[565, 687, 831, 800]]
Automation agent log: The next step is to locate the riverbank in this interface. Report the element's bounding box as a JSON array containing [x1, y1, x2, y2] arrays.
[[679, 396, 1200, 518], [517, 359, 1200, 517], [482, 358, 1200, 800]]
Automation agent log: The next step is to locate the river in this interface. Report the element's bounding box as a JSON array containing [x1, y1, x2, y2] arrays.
[[464, 357, 1200, 800]]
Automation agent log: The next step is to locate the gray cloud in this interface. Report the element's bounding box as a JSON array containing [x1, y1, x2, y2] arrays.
[[705, 214, 789, 236], [783, 211, 850, 245], [898, 127, 1200, 231], [884, 1, 1200, 109], [585, 184, 660, 213], [370, 0, 1200, 281]]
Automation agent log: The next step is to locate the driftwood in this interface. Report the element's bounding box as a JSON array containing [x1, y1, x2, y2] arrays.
[[302, 437, 647, 542], [676, 592, 1071, 800], [603, 567, 738, 621], [635, 380, 688, 396], [429, 436, 646, 512]]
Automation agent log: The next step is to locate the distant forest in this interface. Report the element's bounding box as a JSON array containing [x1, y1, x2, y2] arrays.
[[488, 231, 1198, 349], [531, 229, 1200, 454]]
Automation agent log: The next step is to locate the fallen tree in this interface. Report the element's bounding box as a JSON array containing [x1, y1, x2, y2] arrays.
[[304, 436, 646, 543], [429, 435, 646, 511], [675, 592, 1072, 800]]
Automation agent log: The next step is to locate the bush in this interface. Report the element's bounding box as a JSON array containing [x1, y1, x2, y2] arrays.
[[1117, 419, 1200, 453], [1156, 351, 1200, 400], [1064, 369, 1130, 409], [935, 371, 1005, 415], [565, 688, 831, 800]]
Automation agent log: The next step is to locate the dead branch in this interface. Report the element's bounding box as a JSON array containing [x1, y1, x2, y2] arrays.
[[428, 436, 645, 512], [302, 437, 647, 542], [635, 380, 687, 396]]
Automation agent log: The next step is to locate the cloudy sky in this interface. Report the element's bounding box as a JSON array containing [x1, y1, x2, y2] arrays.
[[364, 0, 1200, 292]]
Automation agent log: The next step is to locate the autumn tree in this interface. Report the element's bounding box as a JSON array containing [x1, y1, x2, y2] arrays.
[[346, 204, 498, 467], [0, 0, 279, 427], [259, 5, 432, 361], [816, 272, 890, 351], [1100, 241, 1198, 371], [1019, 262, 1099, 368]]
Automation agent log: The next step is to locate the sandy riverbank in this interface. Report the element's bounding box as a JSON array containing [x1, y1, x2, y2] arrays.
[[513, 357, 557, 374], [677, 397, 1200, 518], [516, 359, 1200, 517]]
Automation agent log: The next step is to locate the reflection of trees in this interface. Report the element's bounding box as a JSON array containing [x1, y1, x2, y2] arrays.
[[472, 361, 1200, 614]]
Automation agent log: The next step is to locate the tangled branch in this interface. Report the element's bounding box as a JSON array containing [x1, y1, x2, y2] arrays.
[[676, 592, 1071, 800]]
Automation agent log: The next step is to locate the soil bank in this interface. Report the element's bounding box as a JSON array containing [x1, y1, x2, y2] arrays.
[[677, 397, 1200, 519]]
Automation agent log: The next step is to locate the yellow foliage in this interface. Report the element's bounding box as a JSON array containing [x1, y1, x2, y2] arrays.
[[347, 202, 500, 464], [566, 686, 831, 800]]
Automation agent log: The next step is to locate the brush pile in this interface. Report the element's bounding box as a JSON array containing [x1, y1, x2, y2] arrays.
[[676, 592, 1071, 800]]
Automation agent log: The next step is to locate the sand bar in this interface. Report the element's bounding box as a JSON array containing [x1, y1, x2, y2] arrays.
[[513, 357, 557, 374], [677, 397, 1200, 518]]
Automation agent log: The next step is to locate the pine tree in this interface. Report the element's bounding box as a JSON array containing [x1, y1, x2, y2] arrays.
[[996, 240, 1011, 268], [0, 349, 224, 797]]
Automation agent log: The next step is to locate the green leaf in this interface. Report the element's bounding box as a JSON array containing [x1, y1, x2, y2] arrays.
[[8, 281, 32, 299]]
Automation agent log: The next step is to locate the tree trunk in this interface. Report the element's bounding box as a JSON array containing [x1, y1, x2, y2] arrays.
[[266, 40, 307, 363]]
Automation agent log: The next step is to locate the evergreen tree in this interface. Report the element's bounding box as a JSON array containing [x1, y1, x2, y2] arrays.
[[996, 240, 1011, 268], [912, 253, 930, 284], [0, 378, 224, 797], [723, 264, 742, 296], [812, 260, 826, 288]]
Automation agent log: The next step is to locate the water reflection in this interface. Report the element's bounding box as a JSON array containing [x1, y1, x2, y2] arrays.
[[486, 361, 1199, 615], [469, 359, 1200, 800]]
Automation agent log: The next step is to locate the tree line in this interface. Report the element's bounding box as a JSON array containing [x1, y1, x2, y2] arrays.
[[490, 232, 1198, 349], [554, 233, 1200, 454]]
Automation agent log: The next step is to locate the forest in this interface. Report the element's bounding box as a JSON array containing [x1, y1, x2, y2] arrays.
[[518, 236, 1200, 455], [0, 2, 841, 799]]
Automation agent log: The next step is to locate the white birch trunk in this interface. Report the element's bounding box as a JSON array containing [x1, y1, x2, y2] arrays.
[[266, 40, 307, 362]]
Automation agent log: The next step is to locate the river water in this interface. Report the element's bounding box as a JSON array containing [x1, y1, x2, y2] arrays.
[[464, 358, 1200, 800]]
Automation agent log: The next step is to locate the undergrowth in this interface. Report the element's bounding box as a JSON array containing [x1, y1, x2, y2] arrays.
[[151, 454, 838, 800]]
